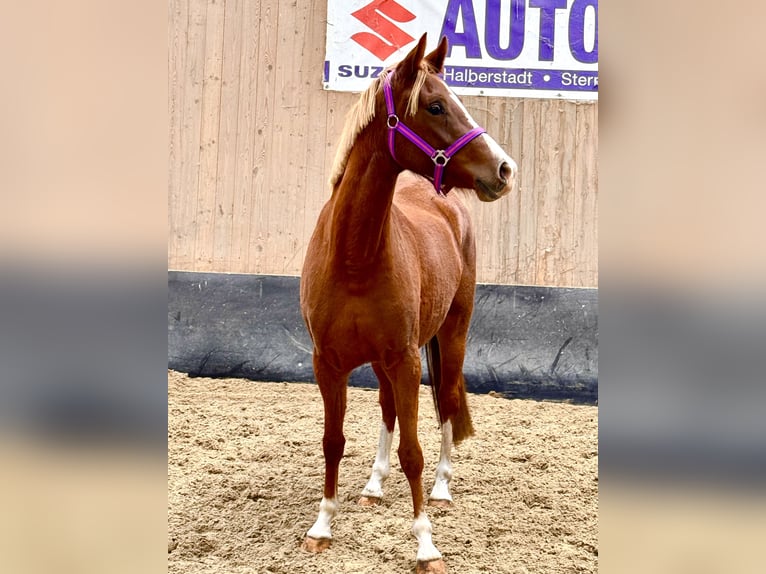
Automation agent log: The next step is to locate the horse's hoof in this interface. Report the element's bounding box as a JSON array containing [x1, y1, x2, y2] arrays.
[[417, 558, 447, 574], [302, 536, 331, 553], [428, 498, 453, 509], [358, 496, 381, 506]]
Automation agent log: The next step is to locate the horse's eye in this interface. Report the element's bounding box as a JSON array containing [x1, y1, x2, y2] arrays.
[[427, 102, 445, 116]]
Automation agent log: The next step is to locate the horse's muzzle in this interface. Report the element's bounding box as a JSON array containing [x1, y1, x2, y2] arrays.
[[475, 160, 516, 202]]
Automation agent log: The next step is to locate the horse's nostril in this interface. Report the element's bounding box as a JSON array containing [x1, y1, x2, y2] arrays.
[[499, 162, 513, 183]]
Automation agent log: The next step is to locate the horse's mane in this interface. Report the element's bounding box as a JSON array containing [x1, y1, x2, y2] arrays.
[[329, 64, 430, 188]]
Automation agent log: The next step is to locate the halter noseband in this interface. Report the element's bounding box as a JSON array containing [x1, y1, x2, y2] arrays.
[[383, 70, 486, 195]]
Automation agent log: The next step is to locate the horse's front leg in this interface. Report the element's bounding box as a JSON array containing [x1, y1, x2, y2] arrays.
[[302, 355, 348, 553], [384, 349, 446, 574]]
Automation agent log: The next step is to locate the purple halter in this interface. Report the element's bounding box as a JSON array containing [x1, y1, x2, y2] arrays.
[[382, 70, 486, 195]]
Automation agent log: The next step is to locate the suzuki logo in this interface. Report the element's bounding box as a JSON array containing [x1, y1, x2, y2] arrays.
[[351, 0, 416, 61]]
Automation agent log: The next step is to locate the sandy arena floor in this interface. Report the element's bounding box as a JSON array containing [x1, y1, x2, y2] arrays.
[[168, 370, 597, 573]]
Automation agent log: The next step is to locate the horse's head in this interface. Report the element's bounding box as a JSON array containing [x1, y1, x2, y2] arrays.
[[382, 34, 517, 202]]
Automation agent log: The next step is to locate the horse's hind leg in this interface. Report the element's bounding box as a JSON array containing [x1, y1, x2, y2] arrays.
[[429, 417, 455, 508], [303, 355, 349, 553], [359, 362, 396, 505], [429, 305, 474, 508]]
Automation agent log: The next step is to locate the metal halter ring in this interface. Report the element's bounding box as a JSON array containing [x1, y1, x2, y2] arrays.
[[386, 114, 399, 129], [432, 150, 450, 166]]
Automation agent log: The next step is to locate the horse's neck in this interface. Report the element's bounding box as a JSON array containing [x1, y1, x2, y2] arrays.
[[329, 144, 400, 276]]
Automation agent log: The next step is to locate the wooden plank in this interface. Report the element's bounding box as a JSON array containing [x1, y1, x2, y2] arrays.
[[261, 0, 315, 274], [517, 99, 540, 285], [504, 98, 525, 284], [227, 0, 261, 272], [246, 0, 278, 273], [264, 0, 296, 274], [534, 99, 562, 286], [211, 0, 244, 270], [167, 0, 188, 268], [557, 101, 578, 287], [589, 104, 599, 286], [573, 102, 598, 287], [174, 0, 207, 270], [193, 0, 226, 271]]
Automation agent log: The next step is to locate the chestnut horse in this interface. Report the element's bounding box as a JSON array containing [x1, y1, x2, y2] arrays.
[[300, 34, 516, 573]]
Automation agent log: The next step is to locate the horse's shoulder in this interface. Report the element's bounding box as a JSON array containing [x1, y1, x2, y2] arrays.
[[394, 172, 466, 214], [392, 172, 473, 246]]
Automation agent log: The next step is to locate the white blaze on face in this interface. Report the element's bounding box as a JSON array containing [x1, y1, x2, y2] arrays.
[[443, 78, 518, 186]]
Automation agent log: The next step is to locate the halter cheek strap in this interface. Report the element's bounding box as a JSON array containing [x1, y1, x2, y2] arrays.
[[383, 71, 486, 195]]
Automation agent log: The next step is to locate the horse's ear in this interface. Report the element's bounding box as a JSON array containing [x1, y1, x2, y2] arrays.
[[397, 33, 428, 81], [424, 36, 448, 73]]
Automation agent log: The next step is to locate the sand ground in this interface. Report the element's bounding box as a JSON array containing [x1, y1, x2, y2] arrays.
[[168, 370, 598, 573]]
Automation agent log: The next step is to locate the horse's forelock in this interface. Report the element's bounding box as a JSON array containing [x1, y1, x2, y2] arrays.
[[405, 66, 428, 117]]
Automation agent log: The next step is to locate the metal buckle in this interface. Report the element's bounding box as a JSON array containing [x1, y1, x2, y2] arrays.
[[386, 115, 399, 129], [432, 150, 449, 166]]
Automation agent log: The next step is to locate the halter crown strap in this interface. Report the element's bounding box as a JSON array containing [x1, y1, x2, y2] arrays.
[[383, 71, 485, 195]]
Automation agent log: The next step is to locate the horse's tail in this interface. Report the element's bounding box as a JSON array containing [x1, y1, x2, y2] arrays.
[[425, 336, 443, 426], [425, 336, 474, 445]]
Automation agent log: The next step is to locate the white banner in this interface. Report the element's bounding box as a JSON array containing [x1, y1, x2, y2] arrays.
[[324, 0, 598, 100]]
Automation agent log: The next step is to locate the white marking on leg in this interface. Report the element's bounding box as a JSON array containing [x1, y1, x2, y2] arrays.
[[361, 422, 393, 498], [306, 496, 338, 540], [412, 512, 442, 562], [429, 420, 454, 503]]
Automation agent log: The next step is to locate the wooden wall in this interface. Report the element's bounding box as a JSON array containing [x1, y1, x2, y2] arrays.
[[168, 0, 598, 288]]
